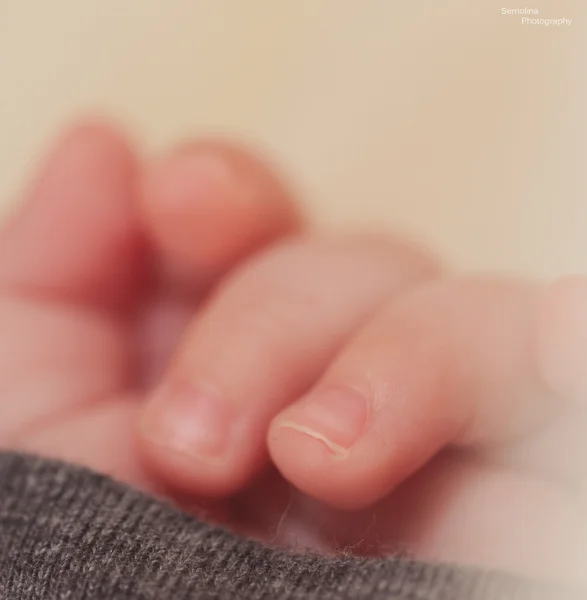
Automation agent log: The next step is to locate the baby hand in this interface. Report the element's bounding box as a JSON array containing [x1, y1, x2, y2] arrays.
[[0, 120, 299, 498], [139, 232, 586, 583]]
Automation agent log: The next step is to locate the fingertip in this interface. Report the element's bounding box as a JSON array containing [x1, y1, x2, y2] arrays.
[[0, 117, 143, 308], [265, 304, 462, 511], [141, 150, 244, 268], [138, 381, 262, 497], [138, 434, 249, 498], [138, 421, 256, 498], [268, 418, 390, 511], [50, 118, 137, 175], [141, 141, 301, 277]]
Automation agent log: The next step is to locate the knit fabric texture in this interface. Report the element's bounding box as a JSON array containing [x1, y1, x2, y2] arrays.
[[0, 452, 574, 599]]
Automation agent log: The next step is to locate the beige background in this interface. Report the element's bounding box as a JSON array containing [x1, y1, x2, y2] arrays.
[[0, 1, 584, 277]]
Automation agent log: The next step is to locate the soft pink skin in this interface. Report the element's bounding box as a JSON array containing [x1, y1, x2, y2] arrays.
[[0, 121, 585, 585], [140, 240, 586, 581], [0, 120, 300, 509]]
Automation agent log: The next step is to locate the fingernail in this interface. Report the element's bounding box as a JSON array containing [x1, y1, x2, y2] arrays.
[[141, 381, 235, 463], [277, 387, 368, 459]]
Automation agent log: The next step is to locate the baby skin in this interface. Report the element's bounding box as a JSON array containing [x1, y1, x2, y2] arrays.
[[0, 123, 585, 585]]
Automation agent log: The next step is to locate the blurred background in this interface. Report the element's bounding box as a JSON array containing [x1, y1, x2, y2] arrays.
[[0, 0, 584, 277]]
